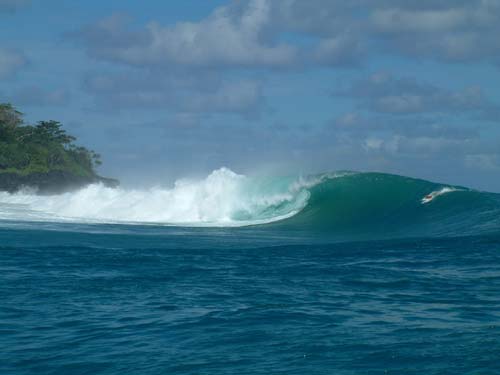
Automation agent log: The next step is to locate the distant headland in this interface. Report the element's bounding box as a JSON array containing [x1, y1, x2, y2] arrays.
[[0, 103, 118, 194]]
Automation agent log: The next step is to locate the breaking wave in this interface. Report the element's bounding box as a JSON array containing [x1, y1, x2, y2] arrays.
[[1, 168, 499, 238], [0, 168, 313, 226]]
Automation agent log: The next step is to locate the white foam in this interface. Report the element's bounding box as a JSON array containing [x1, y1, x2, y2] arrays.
[[0, 168, 312, 226], [421, 187, 459, 204]]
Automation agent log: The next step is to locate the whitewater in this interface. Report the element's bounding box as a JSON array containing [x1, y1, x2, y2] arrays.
[[0, 168, 324, 226], [1, 167, 500, 239], [2, 168, 500, 375]]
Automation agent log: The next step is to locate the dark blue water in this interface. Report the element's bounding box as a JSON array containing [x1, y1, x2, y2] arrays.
[[1, 223, 500, 374]]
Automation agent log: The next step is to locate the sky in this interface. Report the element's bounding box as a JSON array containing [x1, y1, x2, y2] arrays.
[[1, 0, 500, 190]]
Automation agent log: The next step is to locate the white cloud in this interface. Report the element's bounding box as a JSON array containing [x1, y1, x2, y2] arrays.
[[363, 137, 384, 151], [83, 71, 264, 117], [313, 35, 363, 66], [465, 154, 500, 170], [276, 0, 500, 64], [75, 0, 500, 69], [79, 0, 296, 68], [335, 72, 498, 115], [372, 8, 470, 33], [182, 80, 263, 114]]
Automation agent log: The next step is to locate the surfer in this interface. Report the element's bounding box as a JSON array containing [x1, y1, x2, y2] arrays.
[[422, 193, 434, 204]]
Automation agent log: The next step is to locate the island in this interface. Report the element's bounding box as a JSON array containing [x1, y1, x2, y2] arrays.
[[0, 103, 118, 194]]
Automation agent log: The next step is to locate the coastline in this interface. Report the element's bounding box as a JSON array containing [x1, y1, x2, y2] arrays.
[[0, 170, 119, 195]]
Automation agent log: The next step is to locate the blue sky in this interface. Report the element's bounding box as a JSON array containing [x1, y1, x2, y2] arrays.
[[1, 0, 500, 190]]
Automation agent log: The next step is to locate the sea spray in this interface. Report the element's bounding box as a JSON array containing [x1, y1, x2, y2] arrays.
[[0, 168, 311, 226], [1, 169, 500, 239]]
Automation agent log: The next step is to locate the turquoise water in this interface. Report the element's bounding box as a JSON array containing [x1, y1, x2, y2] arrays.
[[1, 172, 500, 374]]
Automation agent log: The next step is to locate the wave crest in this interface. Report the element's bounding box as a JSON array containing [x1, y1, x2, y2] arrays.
[[1, 169, 500, 238], [0, 168, 311, 226]]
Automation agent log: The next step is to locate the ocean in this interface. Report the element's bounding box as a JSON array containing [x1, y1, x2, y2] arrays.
[[1, 169, 499, 374]]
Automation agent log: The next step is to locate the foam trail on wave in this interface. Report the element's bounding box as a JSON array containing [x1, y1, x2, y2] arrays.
[[0, 168, 312, 226], [421, 187, 460, 204]]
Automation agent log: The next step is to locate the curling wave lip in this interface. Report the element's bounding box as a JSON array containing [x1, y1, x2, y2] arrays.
[[0, 168, 317, 226], [1, 169, 499, 240]]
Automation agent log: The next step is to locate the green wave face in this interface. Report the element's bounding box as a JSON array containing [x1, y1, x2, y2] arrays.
[[270, 172, 500, 239], [1, 169, 499, 239]]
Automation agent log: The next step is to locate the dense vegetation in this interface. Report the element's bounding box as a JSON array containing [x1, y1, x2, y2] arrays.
[[0, 103, 101, 177]]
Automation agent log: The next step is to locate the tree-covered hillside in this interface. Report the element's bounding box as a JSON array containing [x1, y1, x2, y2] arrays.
[[0, 103, 101, 177], [0, 103, 117, 193]]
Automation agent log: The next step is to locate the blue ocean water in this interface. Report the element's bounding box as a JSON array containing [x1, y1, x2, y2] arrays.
[[1, 171, 500, 374]]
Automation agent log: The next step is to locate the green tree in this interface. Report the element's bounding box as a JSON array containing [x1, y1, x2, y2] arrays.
[[0, 103, 103, 176], [0, 103, 23, 141], [34, 120, 76, 145]]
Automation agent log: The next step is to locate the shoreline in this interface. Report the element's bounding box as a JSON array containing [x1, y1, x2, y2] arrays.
[[0, 170, 119, 195]]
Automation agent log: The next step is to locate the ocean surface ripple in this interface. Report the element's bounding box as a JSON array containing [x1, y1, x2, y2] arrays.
[[1, 170, 500, 374]]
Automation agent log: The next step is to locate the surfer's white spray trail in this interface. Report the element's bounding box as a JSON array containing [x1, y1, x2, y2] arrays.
[[421, 187, 459, 204]]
